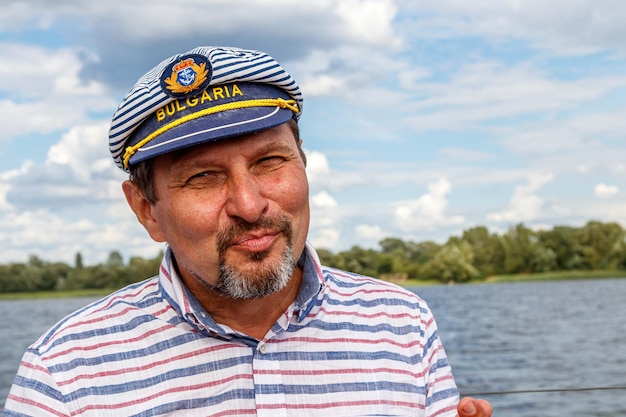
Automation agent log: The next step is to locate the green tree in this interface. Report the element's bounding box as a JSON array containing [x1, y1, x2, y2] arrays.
[[0, 263, 30, 292], [378, 238, 420, 278], [75, 252, 84, 269], [459, 226, 505, 277], [315, 248, 334, 266], [528, 245, 558, 273], [39, 262, 71, 291], [420, 242, 480, 283], [380, 238, 442, 264], [127, 250, 164, 283], [538, 226, 582, 270], [581, 221, 626, 270], [107, 251, 125, 268], [329, 246, 380, 277], [502, 223, 537, 273]]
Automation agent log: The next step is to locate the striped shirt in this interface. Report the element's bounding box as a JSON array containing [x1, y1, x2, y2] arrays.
[[3, 243, 459, 416]]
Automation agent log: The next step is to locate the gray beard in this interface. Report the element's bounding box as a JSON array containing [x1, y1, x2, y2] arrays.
[[212, 214, 295, 299], [214, 243, 295, 299]]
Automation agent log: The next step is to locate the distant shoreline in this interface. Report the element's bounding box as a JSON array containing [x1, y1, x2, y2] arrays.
[[400, 269, 626, 287], [0, 289, 111, 301], [2, 270, 625, 300]]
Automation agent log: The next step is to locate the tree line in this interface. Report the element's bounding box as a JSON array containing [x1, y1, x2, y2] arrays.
[[1, 221, 625, 293], [319, 220, 626, 283], [0, 251, 164, 294]]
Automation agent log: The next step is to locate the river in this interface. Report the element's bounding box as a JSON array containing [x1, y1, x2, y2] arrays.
[[1, 278, 625, 416]]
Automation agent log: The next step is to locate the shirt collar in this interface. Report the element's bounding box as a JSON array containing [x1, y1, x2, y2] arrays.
[[158, 241, 325, 332], [294, 241, 325, 321]]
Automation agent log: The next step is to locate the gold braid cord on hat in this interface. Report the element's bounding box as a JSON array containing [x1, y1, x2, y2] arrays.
[[122, 98, 299, 169]]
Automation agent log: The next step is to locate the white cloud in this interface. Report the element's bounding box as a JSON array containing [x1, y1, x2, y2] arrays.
[[440, 147, 494, 161], [0, 0, 403, 95], [311, 191, 337, 208], [0, 122, 130, 262], [394, 178, 464, 231], [0, 44, 104, 97], [335, 0, 402, 48], [0, 1, 76, 31], [355, 224, 386, 245], [405, 61, 626, 132], [595, 183, 619, 198], [309, 227, 341, 251], [398, 0, 626, 55], [305, 150, 331, 183], [355, 224, 383, 238], [300, 74, 346, 97], [3, 122, 123, 211], [99, 0, 401, 47], [0, 44, 112, 143], [500, 107, 626, 156], [0, 209, 92, 263], [46, 122, 114, 182], [0, 203, 160, 265], [487, 172, 554, 222], [0, 98, 96, 143], [0, 179, 12, 211], [292, 45, 410, 105], [308, 188, 342, 251], [7, 0, 626, 59]]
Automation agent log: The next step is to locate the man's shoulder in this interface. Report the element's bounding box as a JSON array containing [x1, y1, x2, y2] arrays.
[[314, 266, 435, 329], [33, 277, 163, 352], [319, 265, 426, 304]]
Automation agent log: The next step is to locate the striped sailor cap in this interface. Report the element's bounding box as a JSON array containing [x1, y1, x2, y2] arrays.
[[108, 46, 303, 171]]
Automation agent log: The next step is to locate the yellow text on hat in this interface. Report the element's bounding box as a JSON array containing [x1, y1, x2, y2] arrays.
[[156, 84, 244, 122], [123, 98, 299, 169]]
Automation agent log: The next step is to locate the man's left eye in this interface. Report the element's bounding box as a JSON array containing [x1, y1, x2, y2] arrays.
[[258, 156, 284, 167]]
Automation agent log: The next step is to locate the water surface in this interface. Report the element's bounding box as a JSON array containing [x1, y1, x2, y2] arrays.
[[415, 279, 626, 416], [2, 279, 625, 416]]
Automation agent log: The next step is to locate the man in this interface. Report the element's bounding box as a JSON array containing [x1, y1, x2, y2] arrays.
[[4, 46, 491, 417]]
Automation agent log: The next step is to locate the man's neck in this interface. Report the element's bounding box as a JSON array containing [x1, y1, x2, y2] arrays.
[[182, 267, 303, 340]]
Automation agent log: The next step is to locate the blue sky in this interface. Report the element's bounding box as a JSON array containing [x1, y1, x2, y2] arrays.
[[1, 0, 625, 265]]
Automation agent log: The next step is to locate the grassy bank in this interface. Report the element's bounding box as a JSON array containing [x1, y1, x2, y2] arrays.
[[0, 288, 112, 301], [396, 269, 626, 287], [484, 269, 626, 283]]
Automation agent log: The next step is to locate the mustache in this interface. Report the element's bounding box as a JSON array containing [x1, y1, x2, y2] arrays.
[[216, 215, 292, 256]]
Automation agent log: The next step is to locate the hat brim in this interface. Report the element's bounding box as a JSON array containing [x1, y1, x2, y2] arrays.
[[128, 105, 293, 167]]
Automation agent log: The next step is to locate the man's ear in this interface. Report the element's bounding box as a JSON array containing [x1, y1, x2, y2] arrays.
[[297, 138, 307, 167], [121, 180, 166, 243]]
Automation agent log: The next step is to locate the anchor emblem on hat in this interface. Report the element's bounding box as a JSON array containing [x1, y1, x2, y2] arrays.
[[177, 64, 196, 86], [162, 54, 211, 97]]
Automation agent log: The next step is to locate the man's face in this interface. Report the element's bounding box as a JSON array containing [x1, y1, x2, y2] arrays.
[[134, 122, 310, 299]]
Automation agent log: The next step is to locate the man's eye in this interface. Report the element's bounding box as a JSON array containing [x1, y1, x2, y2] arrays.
[[188, 171, 210, 180], [186, 171, 222, 185], [192, 171, 210, 178], [258, 156, 285, 168]]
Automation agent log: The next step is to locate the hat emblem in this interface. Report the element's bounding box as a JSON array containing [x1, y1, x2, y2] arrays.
[[162, 54, 211, 97]]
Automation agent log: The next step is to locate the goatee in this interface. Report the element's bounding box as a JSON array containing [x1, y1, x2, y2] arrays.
[[213, 215, 295, 299]]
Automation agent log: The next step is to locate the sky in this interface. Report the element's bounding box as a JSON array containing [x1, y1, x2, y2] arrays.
[[1, 0, 625, 265]]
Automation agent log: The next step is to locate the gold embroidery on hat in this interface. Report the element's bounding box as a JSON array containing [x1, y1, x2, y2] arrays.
[[163, 60, 209, 95], [123, 98, 299, 169]]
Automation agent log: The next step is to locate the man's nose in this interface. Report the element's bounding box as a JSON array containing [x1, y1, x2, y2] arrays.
[[224, 173, 268, 223]]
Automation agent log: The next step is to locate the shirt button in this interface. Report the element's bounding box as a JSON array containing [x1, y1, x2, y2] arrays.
[[258, 344, 267, 354]]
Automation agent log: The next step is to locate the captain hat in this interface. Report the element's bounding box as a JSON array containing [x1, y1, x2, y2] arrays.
[[108, 46, 303, 172]]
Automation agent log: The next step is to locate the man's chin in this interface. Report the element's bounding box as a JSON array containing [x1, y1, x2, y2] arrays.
[[216, 241, 296, 299]]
